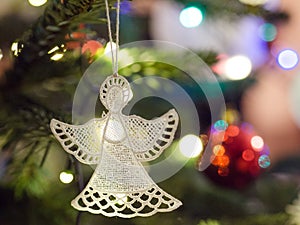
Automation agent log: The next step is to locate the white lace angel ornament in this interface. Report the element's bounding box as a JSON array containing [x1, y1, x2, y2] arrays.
[[50, 75, 182, 218]]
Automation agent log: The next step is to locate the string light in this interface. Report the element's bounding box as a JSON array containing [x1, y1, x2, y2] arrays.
[[59, 171, 74, 184], [179, 134, 203, 158], [28, 0, 47, 7], [51, 53, 64, 61], [224, 55, 252, 80], [179, 6, 203, 28], [11, 42, 23, 56], [48, 45, 65, 61], [48, 46, 60, 55], [277, 49, 299, 70]]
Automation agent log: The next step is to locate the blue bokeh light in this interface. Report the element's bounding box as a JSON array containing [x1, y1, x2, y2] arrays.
[[118, 0, 132, 15], [179, 6, 203, 28], [277, 49, 299, 70], [258, 155, 271, 169], [258, 23, 277, 42]]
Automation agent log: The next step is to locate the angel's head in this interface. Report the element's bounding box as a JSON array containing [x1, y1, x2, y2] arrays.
[[99, 75, 133, 112]]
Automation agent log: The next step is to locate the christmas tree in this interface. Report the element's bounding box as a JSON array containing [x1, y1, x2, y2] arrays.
[[1, 0, 300, 225]]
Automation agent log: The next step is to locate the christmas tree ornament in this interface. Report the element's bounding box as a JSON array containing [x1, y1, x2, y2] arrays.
[[50, 0, 181, 218], [200, 117, 271, 189]]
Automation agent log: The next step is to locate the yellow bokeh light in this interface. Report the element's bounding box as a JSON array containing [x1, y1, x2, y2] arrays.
[[179, 134, 203, 158], [239, 0, 269, 6], [51, 53, 64, 61], [11, 42, 19, 56], [59, 171, 74, 184], [28, 0, 47, 7], [224, 55, 252, 80], [48, 46, 60, 54], [213, 145, 225, 156]]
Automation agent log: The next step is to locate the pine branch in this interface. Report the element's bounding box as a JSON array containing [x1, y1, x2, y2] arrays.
[[3, 0, 117, 88], [39, 141, 52, 167], [0, 0, 118, 165]]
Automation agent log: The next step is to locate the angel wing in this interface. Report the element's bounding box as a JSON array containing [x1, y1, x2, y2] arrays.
[[123, 109, 179, 162], [50, 117, 107, 165]]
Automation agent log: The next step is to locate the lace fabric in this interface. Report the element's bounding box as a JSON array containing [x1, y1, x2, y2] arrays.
[[72, 184, 182, 218], [50, 75, 182, 217]]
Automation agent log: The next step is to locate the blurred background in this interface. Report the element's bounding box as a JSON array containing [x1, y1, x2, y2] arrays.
[[1, 0, 300, 225]]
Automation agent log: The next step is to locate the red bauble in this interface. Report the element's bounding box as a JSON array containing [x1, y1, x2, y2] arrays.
[[202, 121, 271, 189]]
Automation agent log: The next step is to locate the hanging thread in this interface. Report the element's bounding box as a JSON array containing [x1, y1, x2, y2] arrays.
[[105, 0, 120, 76]]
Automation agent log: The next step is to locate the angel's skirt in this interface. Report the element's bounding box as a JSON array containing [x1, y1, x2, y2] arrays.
[[71, 183, 182, 218], [70, 144, 182, 217]]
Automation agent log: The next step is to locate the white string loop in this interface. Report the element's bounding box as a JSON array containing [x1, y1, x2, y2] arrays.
[[105, 0, 120, 76]]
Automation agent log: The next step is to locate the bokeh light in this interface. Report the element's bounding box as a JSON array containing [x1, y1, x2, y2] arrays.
[[28, 0, 47, 7], [59, 171, 74, 184], [48, 45, 65, 61], [217, 155, 230, 167], [51, 53, 64, 61], [224, 55, 252, 80], [11, 42, 23, 56], [251, 135, 264, 151], [242, 149, 255, 161], [11, 42, 18, 56], [179, 6, 203, 28], [226, 125, 240, 137], [213, 145, 225, 156], [48, 46, 59, 55], [179, 134, 203, 158], [120, 0, 132, 15], [277, 49, 299, 70], [258, 154, 271, 168], [239, 0, 269, 6], [214, 120, 228, 131], [223, 108, 240, 125], [258, 23, 277, 42]]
